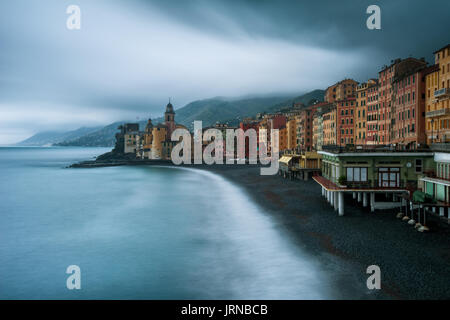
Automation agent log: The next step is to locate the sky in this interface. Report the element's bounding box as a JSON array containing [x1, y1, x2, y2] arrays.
[[0, 0, 449, 144]]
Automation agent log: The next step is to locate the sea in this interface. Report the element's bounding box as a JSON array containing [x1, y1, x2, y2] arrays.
[[0, 146, 345, 299]]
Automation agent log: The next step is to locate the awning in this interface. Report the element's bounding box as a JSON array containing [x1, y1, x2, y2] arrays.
[[279, 156, 292, 164]]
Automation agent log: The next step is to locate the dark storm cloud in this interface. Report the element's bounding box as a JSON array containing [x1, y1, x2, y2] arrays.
[[0, 0, 448, 144], [144, 0, 449, 58]]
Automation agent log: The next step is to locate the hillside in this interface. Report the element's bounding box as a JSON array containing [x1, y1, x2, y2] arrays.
[[56, 121, 129, 147], [17, 126, 102, 146], [30, 89, 324, 147]]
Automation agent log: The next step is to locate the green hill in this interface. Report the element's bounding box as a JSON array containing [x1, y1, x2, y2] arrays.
[[50, 89, 324, 147]]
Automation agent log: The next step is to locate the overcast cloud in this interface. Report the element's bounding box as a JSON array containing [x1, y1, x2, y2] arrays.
[[0, 0, 449, 144]]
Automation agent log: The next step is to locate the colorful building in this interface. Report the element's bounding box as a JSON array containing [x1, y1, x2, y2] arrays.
[[279, 126, 288, 151], [324, 79, 358, 103], [239, 119, 260, 159], [313, 103, 334, 150], [419, 145, 450, 220], [312, 114, 322, 151], [425, 44, 450, 143], [314, 146, 434, 216], [366, 83, 379, 144], [390, 59, 428, 148], [355, 80, 376, 144], [378, 62, 396, 144], [322, 107, 337, 146], [286, 117, 297, 151], [336, 97, 356, 146]]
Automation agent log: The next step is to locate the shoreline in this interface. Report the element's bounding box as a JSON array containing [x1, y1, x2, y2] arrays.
[[70, 156, 450, 299], [203, 165, 450, 300]]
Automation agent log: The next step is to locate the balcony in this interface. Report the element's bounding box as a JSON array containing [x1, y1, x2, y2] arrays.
[[430, 143, 450, 152], [425, 108, 450, 118], [434, 88, 450, 98]]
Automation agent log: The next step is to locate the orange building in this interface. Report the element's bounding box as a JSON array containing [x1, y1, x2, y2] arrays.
[[425, 44, 450, 143], [324, 79, 358, 103], [286, 118, 297, 150], [336, 97, 356, 146], [279, 126, 288, 151]]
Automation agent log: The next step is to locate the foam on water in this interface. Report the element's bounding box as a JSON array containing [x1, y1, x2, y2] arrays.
[[0, 147, 335, 299]]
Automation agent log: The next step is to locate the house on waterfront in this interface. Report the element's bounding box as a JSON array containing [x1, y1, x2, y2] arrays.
[[418, 144, 450, 220], [314, 145, 434, 215], [114, 123, 140, 155]]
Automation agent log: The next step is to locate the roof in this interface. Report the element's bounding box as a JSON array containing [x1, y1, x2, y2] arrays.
[[279, 156, 293, 164], [422, 64, 440, 76], [433, 44, 450, 54]]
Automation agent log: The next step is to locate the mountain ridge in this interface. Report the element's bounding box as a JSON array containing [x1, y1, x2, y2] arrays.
[[20, 89, 324, 147]]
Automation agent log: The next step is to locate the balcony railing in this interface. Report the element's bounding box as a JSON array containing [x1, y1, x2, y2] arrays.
[[434, 88, 450, 98], [425, 108, 450, 118], [321, 144, 431, 153], [430, 143, 450, 152]]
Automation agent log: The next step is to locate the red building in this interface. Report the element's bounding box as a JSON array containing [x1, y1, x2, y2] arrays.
[[239, 120, 260, 159], [390, 63, 427, 148], [378, 57, 427, 145], [296, 104, 323, 151]]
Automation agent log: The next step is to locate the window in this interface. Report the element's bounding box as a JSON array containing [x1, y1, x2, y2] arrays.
[[415, 159, 423, 173], [346, 167, 368, 182]]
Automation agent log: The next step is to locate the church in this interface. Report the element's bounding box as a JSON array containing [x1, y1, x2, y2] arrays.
[[137, 101, 187, 160]]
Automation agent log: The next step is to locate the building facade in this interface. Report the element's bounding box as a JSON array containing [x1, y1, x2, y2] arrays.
[[355, 80, 377, 145], [366, 83, 379, 144], [322, 107, 337, 146], [324, 79, 358, 103], [425, 44, 450, 143], [336, 97, 356, 146], [286, 118, 297, 151], [390, 61, 427, 148]]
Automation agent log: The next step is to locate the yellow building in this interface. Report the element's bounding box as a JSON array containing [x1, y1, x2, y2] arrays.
[[142, 119, 153, 158], [151, 124, 167, 159], [299, 151, 322, 169], [426, 44, 450, 143], [355, 79, 376, 144], [286, 118, 297, 150], [279, 126, 288, 151], [325, 79, 358, 103], [323, 108, 337, 146]]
